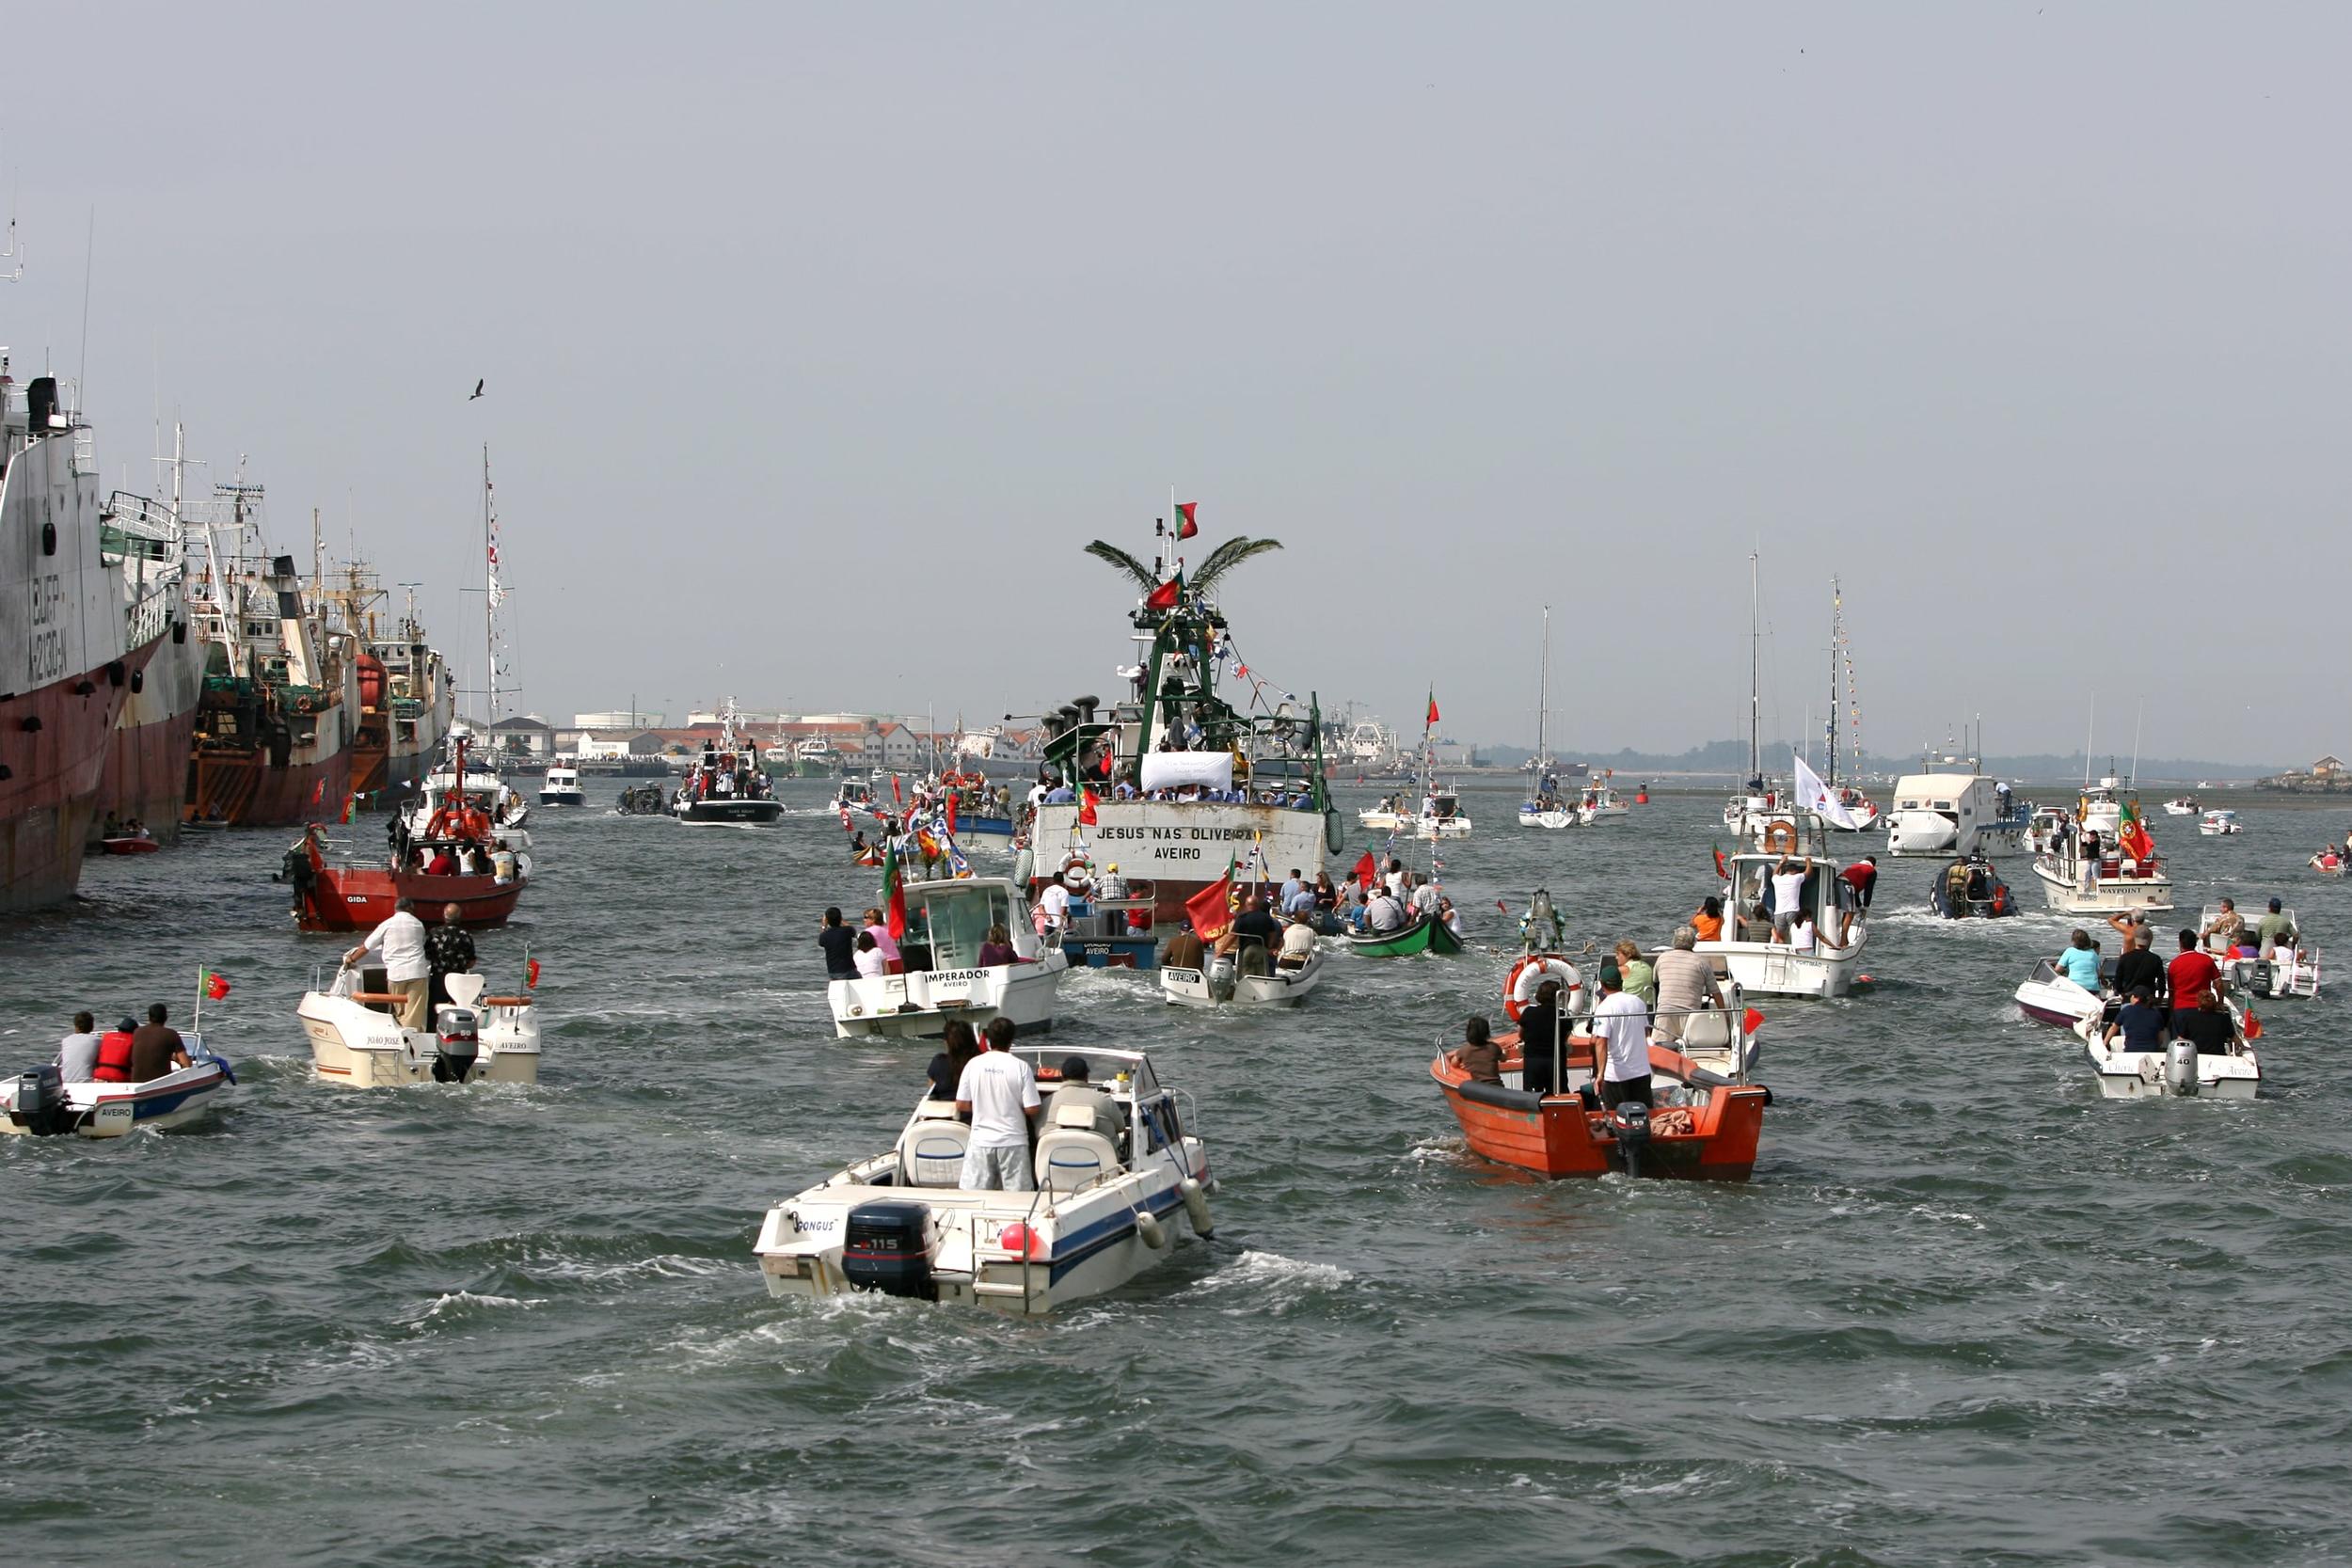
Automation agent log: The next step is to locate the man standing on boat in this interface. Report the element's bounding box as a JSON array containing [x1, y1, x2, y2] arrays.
[[345, 897, 432, 1028], [2167, 929, 2222, 1033], [1592, 963, 1652, 1110], [1651, 927, 1724, 1045], [426, 902, 476, 1007], [955, 1018, 1041, 1191], [2257, 898, 2297, 959], [1839, 855, 1878, 911], [2113, 926, 2167, 1006]]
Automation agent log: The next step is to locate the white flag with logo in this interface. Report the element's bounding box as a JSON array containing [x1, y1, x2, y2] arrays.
[[1792, 750, 1860, 831]]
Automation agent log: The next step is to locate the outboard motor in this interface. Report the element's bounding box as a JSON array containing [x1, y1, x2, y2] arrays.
[[8, 1065, 75, 1137], [1607, 1101, 1653, 1177], [1204, 951, 1237, 1003], [2245, 959, 2275, 998], [841, 1201, 935, 1299], [2164, 1040, 2200, 1097], [432, 1005, 481, 1083]]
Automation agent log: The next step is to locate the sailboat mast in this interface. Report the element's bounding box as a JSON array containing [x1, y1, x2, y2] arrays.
[[1747, 552, 1760, 781], [483, 444, 496, 727], [1535, 605, 1549, 768], [1825, 577, 1839, 789]]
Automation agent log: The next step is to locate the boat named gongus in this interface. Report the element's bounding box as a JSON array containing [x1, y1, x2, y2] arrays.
[[1026, 519, 1341, 923]]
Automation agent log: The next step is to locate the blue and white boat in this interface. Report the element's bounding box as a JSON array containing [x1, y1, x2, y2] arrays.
[[4, 1037, 234, 1138]]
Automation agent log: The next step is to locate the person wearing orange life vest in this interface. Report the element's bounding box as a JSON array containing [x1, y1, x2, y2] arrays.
[[92, 1015, 139, 1083], [422, 791, 467, 840]]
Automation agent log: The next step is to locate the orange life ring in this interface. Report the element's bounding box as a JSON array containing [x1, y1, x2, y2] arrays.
[[1503, 955, 1581, 1022], [1761, 821, 1797, 855]]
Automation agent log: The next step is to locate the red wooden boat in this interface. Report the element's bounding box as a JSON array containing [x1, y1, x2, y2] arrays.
[[290, 830, 529, 931], [1431, 1030, 1768, 1180], [99, 835, 162, 855]]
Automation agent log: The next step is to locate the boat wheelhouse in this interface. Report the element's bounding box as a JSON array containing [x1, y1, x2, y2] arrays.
[[828, 875, 1068, 1038], [1696, 824, 1869, 999], [1884, 764, 2025, 858]]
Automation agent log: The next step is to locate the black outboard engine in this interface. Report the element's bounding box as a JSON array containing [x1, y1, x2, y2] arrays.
[[841, 1201, 935, 1299], [2246, 959, 2275, 998], [432, 1005, 481, 1083], [1607, 1101, 1653, 1178], [8, 1065, 75, 1137]]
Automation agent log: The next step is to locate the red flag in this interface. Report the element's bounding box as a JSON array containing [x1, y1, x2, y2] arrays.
[[527, 958, 541, 989], [1176, 501, 1198, 539], [1353, 849, 1377, 890], [1185, 861, 1237, 943], [882, 840, 908, 942], [1078, 786, 1099, 826], [891, 772, 904, 807], [1426, 696, 1440, 725], [945, 792, 958, 835], [203, 969, 231, 1001], [1145, 576, 1182, 611], [311, 778, 326, 804]]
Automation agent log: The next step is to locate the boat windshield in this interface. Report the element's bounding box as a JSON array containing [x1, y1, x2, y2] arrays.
[[1019, 1047, 1160, 1101], [906, 883, 1015, 970]]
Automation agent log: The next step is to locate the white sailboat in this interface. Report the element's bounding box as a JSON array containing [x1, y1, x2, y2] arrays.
[[1518, 607, 1572, 829], [1820, 578, 1881, 832], [1359, 689, 1470, 839], [1722, 554, 1793, 839]]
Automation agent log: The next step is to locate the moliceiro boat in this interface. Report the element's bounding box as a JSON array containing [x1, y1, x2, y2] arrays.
[[755, 1045, 1213, 1315], [829, 876, 1068, 1038], [4, 1038, 234, 1137], [1029, 521, 1341, 925], [294, 968, 541, 1086], [1348, 911, 1463, 958]]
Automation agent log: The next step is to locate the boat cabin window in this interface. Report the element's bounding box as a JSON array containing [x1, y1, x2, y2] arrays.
[[1931, 800, 1955, 812], [1023, 1048, 1159, 1101], [1899, 800, 1921, 811], [905, 884, 1014, 970]]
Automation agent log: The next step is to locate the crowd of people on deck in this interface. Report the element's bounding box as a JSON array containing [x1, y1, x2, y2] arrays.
[[48, 1004, 194, 1084]]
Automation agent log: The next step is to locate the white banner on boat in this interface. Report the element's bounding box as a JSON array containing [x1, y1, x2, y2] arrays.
[[1791, 751, 1860, 831], [1138, 752, 1234, 793]]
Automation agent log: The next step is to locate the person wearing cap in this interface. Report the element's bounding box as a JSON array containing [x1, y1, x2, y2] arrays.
[[92, 1015, 139, 1083], [2256, 897, 2297, 959], [1592, 961, 1653, 1109], [1044, 1055, 1120, 1141], [1095, 863, 1125, 901]]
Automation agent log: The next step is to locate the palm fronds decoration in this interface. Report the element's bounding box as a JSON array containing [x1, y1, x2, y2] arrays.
[[1082, 540, 1159, 592], [1189, 536, 1282, 596]]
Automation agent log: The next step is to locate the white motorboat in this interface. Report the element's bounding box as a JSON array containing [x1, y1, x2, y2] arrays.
[[1696, 830, 1869, 999], [1518, 608, 1573, 830], [1518, 801, 1575, 830], [537, 760, 586, 806], [829, 875, 1069, 1039], [1575, 773, 1629, 825], [2025, 805, 2074, 856], [2199, 810, 2242, 836], [1884, 759, 2026, 858], [2072, 1006, 2260, 1100], [753, 1044, 1216, 1316], [3, 1037, 233, 1137], [294, 968, 542, 1086], [2014, 957, 2108, 1029], [404, 732, 533, 850], [1162, 943, 1327, 1006], [1359, 788, 1471, 839], [2030, 825, 2173, 915], [2163, 797, 2200, 816], [2200, 904, 2320, 1000], [829, 776, 880, 818]]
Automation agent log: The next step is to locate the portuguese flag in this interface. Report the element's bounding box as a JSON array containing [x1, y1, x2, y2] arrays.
[[1185, 858, 1238, 944], [882, 838, 908, 942], [2119, 800, 2154, 863], [203, 969, 231, 1001]]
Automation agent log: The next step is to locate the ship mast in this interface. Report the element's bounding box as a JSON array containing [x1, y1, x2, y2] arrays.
[[1746, 552, 1761, 784], [1825, 577, 1840, 791], [1534, 605, 1550, 774]]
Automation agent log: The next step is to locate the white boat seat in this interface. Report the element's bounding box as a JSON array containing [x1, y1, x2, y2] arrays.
[[1033, 1127, 1120, 1192], [898, 1109, 972, 1187], [1680, 1009, 1733, 1049]]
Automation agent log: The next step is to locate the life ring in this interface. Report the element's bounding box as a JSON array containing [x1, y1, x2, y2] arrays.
[[1504, 955, 1581, 1022], [1060, 853, 1092, 890], [1761, 821, 1797, 855]]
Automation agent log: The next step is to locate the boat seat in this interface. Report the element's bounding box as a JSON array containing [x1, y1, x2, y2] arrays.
[[1680, 1009, 1733, 1049], [1034, 1122, 1121, 1193], [898, 1107, 971, 1187]]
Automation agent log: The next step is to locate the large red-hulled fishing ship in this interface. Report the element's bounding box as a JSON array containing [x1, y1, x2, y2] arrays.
[[322, 565, 453, 810], [182, 480, 358, 826], [88, 432, 208, 843], [1, 353, 176, 911]]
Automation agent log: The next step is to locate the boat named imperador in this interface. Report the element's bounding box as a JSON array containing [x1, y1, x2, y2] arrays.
[[1026, 521, 1343, 922]]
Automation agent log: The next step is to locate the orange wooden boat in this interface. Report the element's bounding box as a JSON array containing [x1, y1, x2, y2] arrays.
[[1431, 1030, 1768, 1180]]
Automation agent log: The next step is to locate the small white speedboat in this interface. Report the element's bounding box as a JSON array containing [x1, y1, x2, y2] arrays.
[[2201, 905, 2320, 1000], [1517, 801, 1575, 830], [537, 762, 587, 806], [2162, 798, 2200, 816], [2199, 810, 2242, 836], [3, 1037, 233, 1137], [1162, 944, 1327, 1006], [294, 969, 542, 1087], [2014, 958, 2108, 1029], [829, 876, 1068, 1039], [754, 1045, 1215, 1316], [2072, 1009, 2260, 1099]]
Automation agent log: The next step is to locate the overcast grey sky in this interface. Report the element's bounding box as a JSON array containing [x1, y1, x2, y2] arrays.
[[7, 3, 2343, 761]]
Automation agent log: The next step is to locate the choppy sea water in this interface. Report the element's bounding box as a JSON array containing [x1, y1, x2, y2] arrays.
[[6, 781, 2351, 1568]]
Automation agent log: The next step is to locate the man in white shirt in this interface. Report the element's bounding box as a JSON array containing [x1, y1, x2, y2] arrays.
[[344, 896, 432, 1027], [1383, 858, 1409, 901], [956, 1019, 1041, 1190], [1410, 876, 1440, 919], [1592, 962, 1654, 1109], [56, 1011, 102, 1080], [1769, 852, 1813, 939], [1036, 879, 1072, 934], [1279, 914, 1318, 968]]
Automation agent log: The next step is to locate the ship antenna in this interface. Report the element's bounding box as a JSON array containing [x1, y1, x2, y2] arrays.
[[0, 150, 21, 283]]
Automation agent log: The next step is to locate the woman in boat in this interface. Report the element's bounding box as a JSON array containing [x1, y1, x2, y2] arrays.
[[977, 924, 1017, 968], [925, 1020, 981, 1107], [1691, 895, 1724, 943], [2054, 928, 2103, 995]]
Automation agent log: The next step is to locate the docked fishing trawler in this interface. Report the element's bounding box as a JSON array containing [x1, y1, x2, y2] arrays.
[[672, 701, 781, 824], [2, 359, 178, 911], [1025, 526, 1342, 923], [183, 483, 359, 826], [90, 439, 207, 845], [322, 566, 453, 810]]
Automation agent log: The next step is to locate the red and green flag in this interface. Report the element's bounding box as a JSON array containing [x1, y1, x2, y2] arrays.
[[1145, 574, 1183, 612], [203, 969, 231, 1001], [1078, 785, 1099, 826], [527, 958, 542, 989], [882, 839, 908, 942], [1426, 693, 1441, 725], [1175, 501, 1199, 539], [2119, 800, 2154, 863]]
